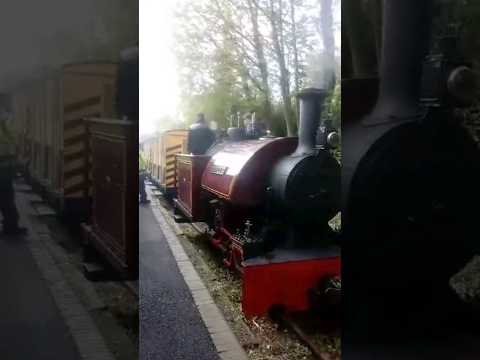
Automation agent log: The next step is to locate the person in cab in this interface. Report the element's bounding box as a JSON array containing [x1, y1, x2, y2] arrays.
[[187, 113, 216, 155]]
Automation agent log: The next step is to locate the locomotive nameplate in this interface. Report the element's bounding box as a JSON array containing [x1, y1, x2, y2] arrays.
[[210, 164, 228, 175]]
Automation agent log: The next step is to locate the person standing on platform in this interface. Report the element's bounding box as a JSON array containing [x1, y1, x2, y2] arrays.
[[139, 152, 150, 204], [187, 113, 216, 155], [0, 110, 27, 235]]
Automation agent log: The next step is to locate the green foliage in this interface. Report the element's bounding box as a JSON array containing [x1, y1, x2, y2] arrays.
[[174, 0, 340, 136], [323, 83, 341, 130], [428, 1, 480, 104], [455, 2, 480, 64], [269, 106, 289, 137]]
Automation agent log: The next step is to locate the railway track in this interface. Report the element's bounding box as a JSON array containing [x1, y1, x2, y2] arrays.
[[275, 312, 339, 360]]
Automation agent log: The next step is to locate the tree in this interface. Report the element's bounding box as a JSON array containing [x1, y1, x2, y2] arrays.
[[343, 0, 378, 77], [319, 0, 335, 58], [245, 0, 274, 123], [174, 0, 339, 135], [263, 0, 295, 135]]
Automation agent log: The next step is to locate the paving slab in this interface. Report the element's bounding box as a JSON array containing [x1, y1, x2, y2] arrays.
[[0, 211, 81, 360], [1, 183, 116, 360], [145, 186, 248, 360], [139, 203, 220, 360]]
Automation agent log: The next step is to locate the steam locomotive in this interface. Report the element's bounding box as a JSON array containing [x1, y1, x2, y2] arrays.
[[171, 88, 341, 317], [343, 0, 480, 343]]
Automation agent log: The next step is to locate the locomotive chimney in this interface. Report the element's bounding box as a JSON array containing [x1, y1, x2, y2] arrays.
[[294, 88, 327, 156], [365, 0, 433, 125]]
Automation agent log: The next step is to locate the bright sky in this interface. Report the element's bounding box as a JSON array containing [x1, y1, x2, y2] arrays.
[[139, 0, 179, 137]]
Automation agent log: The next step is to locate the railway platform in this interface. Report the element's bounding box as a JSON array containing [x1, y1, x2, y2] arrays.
[[0, 211, 80, 359], [0, 179, 131, 360], [140, 184, 247, 360]]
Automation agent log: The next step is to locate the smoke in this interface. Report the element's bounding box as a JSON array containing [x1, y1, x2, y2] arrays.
[[0, 0, 138, 92], [305, 52, 339, 91]]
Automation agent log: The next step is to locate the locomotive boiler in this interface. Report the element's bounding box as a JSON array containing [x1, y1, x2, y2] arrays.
[[174, 87, 341, 317], [343, 0, 480, 343]]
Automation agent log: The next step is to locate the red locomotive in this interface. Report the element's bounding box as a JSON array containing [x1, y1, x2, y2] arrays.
[[173, 88, 341, 318]]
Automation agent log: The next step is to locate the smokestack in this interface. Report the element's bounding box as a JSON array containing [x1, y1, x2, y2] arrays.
[[294, 88, 327, 156], [365, 0, 433, 125]]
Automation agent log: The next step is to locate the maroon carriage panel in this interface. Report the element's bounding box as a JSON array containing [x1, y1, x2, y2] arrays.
[[82, 119, 138, 279], [174, 154, 211, 220]]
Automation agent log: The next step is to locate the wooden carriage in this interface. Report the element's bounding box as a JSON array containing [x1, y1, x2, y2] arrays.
[[11, 62, 118, 219], [82, 118, 138, 278], [174, 154, 211, 221], [143, 129, 188, 196]]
